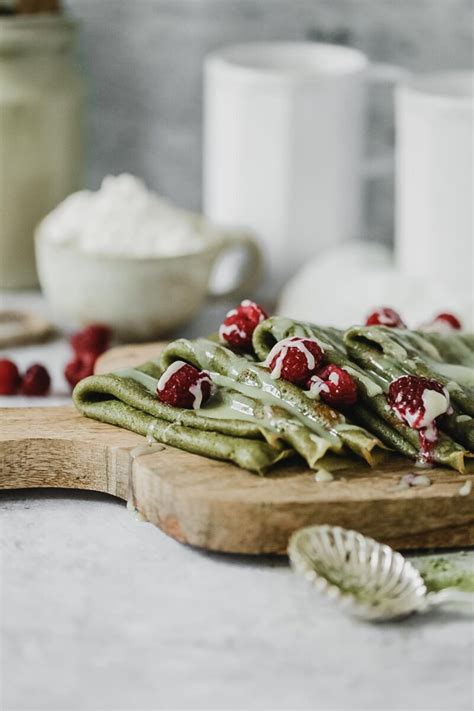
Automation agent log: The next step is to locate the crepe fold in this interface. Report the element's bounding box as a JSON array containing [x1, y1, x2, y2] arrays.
[[253, 318, 472, 472], [73, 317, 472, 474], [343, 326, 474, 452], [73, 333, 387, 474]]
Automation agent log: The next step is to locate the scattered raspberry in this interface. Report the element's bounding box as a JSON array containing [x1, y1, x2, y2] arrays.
[[388, 375, 450, 430], [219, 300, 268, 351], [307, 365, 358, 407], [19, 364, 51, 396], [157, 360, 214, 409], [0, 359, 21, 395], [71, 324, 111, 356], [365, 307, 406, 328], [264, 336, 324, 384], [64, 352, 98, 389], [425, 312, 463, 332]]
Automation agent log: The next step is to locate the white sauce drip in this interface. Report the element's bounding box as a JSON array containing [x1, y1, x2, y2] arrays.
[[459, 480, 472, 497], [418, 388, 450, 428], [127, 423, 166, 523], [219, 322, 247, 341], [146, 421, 157, 444], [126, 499, 148, 522], [305, 376, 329, 400], [342, 365, 383, 397], [189, 374, 210, 410], [157, 360, 187, 391], [314, 469, 334, 482], [395, 473, 432, 490], [129, 442, 165, 459]]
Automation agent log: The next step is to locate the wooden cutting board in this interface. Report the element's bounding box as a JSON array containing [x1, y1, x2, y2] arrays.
[[1, 342, 473, 553]]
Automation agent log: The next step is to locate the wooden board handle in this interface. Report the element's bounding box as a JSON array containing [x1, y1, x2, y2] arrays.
[[0, 406, 140, 498]]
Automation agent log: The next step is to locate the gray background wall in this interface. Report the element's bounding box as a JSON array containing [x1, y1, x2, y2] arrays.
[[65, 0, 473, 244]]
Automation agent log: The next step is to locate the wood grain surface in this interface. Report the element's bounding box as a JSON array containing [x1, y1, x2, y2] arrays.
[[1, 343, 473, 554]]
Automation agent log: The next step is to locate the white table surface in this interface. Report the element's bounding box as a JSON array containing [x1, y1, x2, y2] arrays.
[[1, 291, 473, 711]]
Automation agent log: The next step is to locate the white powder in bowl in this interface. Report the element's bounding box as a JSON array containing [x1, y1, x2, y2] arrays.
[[38, 174, 212, 257]]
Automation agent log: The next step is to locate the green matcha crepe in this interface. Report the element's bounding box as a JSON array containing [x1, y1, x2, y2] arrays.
[[343, 325, 474, 451], [73, 316, 473, 474], [253, 318, 472, 471], [73, 368, 293, 475]]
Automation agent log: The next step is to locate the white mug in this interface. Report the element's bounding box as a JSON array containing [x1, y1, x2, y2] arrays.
[[204, 42, 403, 292], [395, 71, 474, 285]]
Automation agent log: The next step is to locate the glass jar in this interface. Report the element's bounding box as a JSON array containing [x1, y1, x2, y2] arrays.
[[0, 15, 84, 288]]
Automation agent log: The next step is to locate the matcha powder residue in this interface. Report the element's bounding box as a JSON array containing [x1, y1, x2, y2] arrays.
[[409, 551, 474, 593]]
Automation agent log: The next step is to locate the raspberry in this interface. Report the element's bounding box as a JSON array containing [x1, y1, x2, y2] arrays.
[[71, 324, 111, 356], [429, 312, 462, 332], [157, 361, 214, 409], [307, 365, 358, 407], [365, 307, 406, 328], [219, 300, 268, 351], [264, 336, 324, 384], [20, 364, 51, 396], [388, 375, 450, 430], [64, 352, 98, 389], [0, 359, 21, 395]]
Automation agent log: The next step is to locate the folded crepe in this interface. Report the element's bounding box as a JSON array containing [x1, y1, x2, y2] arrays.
[[73, 317, 473, 474], [253, 317, 472, 471]]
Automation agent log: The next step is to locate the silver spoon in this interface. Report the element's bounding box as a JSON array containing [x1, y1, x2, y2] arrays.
[[288, 525, 474, 621]]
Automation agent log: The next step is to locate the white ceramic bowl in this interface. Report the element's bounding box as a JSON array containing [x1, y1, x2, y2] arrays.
[[35, 229, 262, 341]]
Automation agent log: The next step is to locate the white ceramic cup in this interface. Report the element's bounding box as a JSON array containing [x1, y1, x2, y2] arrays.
[[204, 42, 403, 291], [35, 228, 262, 341], [395, 72, 474, 284]]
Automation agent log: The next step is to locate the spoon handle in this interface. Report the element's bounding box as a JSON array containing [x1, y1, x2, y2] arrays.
[[426, 588, 474, 611]]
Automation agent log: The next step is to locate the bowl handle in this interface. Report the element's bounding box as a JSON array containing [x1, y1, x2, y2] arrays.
[[207, 232, 263, 301]]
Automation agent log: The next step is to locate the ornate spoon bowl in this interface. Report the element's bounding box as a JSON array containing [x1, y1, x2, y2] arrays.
[[288, 525, 474, 621]]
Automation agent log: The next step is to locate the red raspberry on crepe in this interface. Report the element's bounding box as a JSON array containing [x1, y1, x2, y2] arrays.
[[157, 361, 214, 409], [423, 312, 463, 333], [307, 365, 358, 407], [219, 300, 268, 351], [388, 375, 451, 463], [365, 307, 406, 328], [388, 375, 450, 430], [264, 336, 324, 385]]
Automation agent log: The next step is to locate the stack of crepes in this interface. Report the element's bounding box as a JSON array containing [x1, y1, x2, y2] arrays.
[[73, 316, 474, 474]]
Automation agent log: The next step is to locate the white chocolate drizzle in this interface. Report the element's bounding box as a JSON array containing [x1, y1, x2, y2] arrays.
[[459, 480, 472, 497], [395, 473, 432, 490], [219, 323, 247, 341], [157, 360, 188, 391], [314, 468, 334, 482], [342, 365, 383, 397], [305, 376, 330, 400], [189, 372, 214, 409]]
